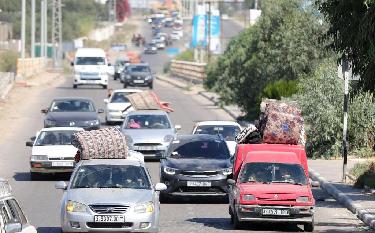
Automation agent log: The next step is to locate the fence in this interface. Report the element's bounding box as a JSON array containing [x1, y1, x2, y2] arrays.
[[0, 72, 15, 99], [16, 58, 45, 78], [170, 60, 207, 81]]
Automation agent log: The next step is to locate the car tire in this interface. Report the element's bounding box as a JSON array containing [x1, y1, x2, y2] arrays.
[[232, 208, 243, 229], [102, 85, 107, 89], [304, 222, 314, 232], [149, 82, 153, 89], [73, 84, 77, 89], [114, 74, 118, 80], [123, 83, 127, 88]]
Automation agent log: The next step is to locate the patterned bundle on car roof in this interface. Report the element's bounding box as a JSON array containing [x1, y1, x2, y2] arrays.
[[126, 90, 174, 112], [72, 127, 129, 160]]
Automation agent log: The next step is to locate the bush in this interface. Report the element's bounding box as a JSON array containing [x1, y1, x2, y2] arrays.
[[175, 49, 194, 62], [350, 161, 375, 189], [261, 79, 299, 100], [163, 62, 171, 74], [0, 50, 18, 72]]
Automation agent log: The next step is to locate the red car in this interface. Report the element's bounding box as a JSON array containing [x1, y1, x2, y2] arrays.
[[228, 144, 315, 232]]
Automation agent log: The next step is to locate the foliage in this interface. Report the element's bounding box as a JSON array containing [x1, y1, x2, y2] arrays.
[[292, 59, 343, 158], [0, 50, 18, 72], [175, 49, 194, 62], [350, 161, 375, 189], [316, 0, 375, 91], [261, 79, 299, 100], [205, 0, 326, 119]]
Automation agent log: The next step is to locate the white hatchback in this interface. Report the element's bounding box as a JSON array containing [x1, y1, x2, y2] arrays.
[[26, 127, 84, 180]]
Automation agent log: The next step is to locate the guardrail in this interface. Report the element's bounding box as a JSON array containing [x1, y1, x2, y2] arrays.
[[16, 58, 46, 78], [0, 72, 15, 99], [170, 60, 207, 80]]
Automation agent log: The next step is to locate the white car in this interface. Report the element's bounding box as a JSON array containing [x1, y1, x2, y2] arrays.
[[26, 127, 84, 180], [104, 89, 143, 124], [170, 32, 181, 40], [173, 30, 183, 38], [192, 121, 242, 156]]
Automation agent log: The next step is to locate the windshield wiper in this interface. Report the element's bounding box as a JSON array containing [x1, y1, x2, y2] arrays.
[[271, 181, 304, 185]]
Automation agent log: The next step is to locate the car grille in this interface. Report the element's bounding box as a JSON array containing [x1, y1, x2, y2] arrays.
[[133, 143, 162, 147], [89, 205, 130, 214], [80, 72, 100, 80], [48, 157, 74, 161], [86, 222, 133, 229], [181, 171, 219, 177]]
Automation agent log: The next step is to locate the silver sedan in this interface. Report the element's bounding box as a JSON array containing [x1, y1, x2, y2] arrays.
[[56, 159, 166, 232]]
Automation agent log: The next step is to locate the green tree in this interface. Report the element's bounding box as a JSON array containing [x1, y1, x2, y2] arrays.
[[316, 0, 375, 91], [205, 0, 326, 119]]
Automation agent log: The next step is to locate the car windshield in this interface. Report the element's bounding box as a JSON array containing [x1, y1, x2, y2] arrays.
[[124, 114, 171, 129], [110, 92, 135, 103], [35, 130, 78, 146], [71, 165, 151, 189], [239, 162, 308, 185], [168, 140, 230, 159], [50, 100, 95, 112], [76, 57, 105, 65], [194, 125, 241, 141], [129, 66, 150, 73]]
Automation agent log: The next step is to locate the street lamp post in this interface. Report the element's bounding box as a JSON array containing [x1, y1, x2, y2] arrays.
[[21, 0, 26, 58]]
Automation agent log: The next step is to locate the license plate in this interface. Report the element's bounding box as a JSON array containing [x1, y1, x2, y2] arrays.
[[133, 80, 144, 83], [94, 215, 125, 223], [262, 208, 290, 216], [51, 161, 74, 167], [135, 146, 158, 151], [187, 181, 211, 187]]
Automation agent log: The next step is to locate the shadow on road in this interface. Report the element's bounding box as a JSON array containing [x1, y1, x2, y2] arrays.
[[162, 195, 228, 204], [13, 172, 71, 181], [37, 227, 61, 233]]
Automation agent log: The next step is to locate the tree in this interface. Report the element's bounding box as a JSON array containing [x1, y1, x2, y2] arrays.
[[205, 0, 326, 119], [317, 0, 375, 91]]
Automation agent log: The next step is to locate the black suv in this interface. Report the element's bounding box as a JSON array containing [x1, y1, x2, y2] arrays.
[[159, 134, 232, 202], [123, 63, 154, 89]]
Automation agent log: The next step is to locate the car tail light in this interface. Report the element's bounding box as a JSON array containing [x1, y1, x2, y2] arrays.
[[74, 150, 81, 163], [32, 163, 42, 168]]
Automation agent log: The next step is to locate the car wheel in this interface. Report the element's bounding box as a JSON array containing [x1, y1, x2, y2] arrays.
[[304, 222, 314, 232], [73, 84, 77, 89], [102, 85, 107, 89], [149, 82, 153, 89], [232, 208, 243, 229]]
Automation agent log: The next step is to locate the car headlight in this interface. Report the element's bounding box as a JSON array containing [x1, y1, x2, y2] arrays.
[[163, 167, 177, 175], [45, 119, 56, 126], [86, 120, 100, 126], [134, 202, 154, 213], [296, 196, 310, 203], [222, 168, 232, 176], [66, 201, 87, 213], [31, 155, 48, 161], [164, 135, 174, 142], [242, 194, 255, 201]]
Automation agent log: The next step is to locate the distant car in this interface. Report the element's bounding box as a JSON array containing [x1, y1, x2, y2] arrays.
[[164, 20, 173, 28], [170, 31, 181, 40], [26, 127, 84, 179], [104, 89, 143, 124], [122, 110, 181, 159], [42, 97, 103, 130], [156, 33, 168, 41], [192, 121, 242, 156], [123, 64, 154, 89], [56, 158, 167, 233], [0, 179, 37, 233], [144, 43, 158, 54], [173, 30, 183, 38], [152, 28, 161, 36], [156, 40, 166, 50], [159, 134, 232, 202], [114, 57, 130, 80]]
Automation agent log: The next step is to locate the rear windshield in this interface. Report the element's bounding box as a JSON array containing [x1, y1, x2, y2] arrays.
[[129, 66, 150, 73], [76, 57, 105, 65], [168, 140, 230, 160], [110, 92, 135, 103], [239, 162, 308, 185], [50, 100, 95, 112], [194, 125, 240, 141]]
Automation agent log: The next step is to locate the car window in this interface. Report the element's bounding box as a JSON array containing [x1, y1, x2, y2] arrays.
[[239, 162, 308, 185], [50, 100, 95, 112], [110, 92, 133, 103], [194, 125, 241, 141], [76, 57, 105, 65], [169, 140, 230, 160], [71, 165, 151, 189], [124, 114, 171, 129], [35, 130, 78, 146], [129, 66, 150, 73]]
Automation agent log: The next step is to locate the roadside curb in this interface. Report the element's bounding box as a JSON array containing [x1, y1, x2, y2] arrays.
[[156, 75, 187, 89], [309, 168, 375, 229]]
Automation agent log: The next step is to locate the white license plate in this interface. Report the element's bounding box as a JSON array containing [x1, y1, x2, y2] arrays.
[[94, 215, 125, 223], [135, 146, 158, 151], [262, 208, 290, 216], [187, 181, 211, 187], [51, 161, 74, 167], [133, 80, 144, 83]]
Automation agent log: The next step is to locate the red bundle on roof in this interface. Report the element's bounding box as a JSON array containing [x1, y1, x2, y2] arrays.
[[126, 91, 174, 112]]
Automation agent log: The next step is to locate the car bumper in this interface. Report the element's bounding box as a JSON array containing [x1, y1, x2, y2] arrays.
[[74, 75, 108, 86], [161, 174, 229, 196], [124, 79, 153, 87], [106, 111, 125, 122], [132, 144, 168, 159], [62, 211, 158, 232], [235, 204, 314, 224], [30, 161, 75, 173]]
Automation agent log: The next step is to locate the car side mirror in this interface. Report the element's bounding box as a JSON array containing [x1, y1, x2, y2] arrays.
[[30, 136, 36, 141], [104, 99, 109, 104], [175, 125, 181, 131], [98, 109, 104, 114], [310, 180, 320, 187], [4, 221, 22, 233], [227, 179, 236, 185], [155, 183, 167, 191], [55, 181, 68, 190], [41, 108, 48, 114], [70, 61, 74, 66], [26, 141, 33, 147]]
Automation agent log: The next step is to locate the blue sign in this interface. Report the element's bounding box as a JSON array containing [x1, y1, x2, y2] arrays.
[[166, 47, 180, 56]]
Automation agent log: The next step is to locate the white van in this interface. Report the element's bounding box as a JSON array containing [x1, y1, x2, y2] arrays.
[[71, 48, 110, 89]]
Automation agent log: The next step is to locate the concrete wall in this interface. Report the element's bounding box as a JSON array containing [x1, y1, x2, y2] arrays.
[[0, 22, 13, 41], [0, 72, 15, 99], [88, 25, 115, 42]]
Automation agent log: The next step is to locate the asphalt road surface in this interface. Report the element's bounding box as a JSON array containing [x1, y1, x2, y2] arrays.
[[0, 20, 371, 233]]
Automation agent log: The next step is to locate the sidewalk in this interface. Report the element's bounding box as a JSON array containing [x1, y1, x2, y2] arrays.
[[156, 73, 375, 230]]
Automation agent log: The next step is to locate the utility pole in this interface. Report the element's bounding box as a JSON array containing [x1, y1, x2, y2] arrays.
[[44, 0, 48, 59], [52, 0, 62, 67], [40, 0, 44, 58], [206, 1, 211, 63], [31, 0, 36, 58], [21, 0, 26, 58], [342, 58, 350, 182]]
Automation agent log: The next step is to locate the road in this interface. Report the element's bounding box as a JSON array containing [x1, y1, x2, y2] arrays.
[[0, 20, 371, 233]]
